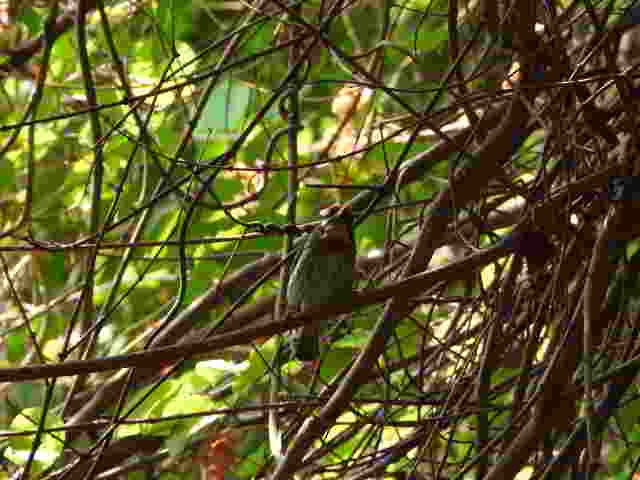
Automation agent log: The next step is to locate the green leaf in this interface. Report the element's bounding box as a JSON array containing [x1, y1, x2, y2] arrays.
[[194, 78, 253, 137], [232, 338, 277, 401], [17, 8, 42, 35], [319, 349, 355, 379], [155, 0, 194, 42], [6, 330, 26, 360], [6, 407, 65, 470], [119, 382, 181, 437], [41, 252, 66, 286], [0, 156, 15, 188]]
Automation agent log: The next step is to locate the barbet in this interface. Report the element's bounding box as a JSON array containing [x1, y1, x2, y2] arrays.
[[286, 204, 356, 361]]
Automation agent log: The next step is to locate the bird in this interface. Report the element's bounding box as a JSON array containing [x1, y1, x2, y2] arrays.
[[286, 204, 356, 361]]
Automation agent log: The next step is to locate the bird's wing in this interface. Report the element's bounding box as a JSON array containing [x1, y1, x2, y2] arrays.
[[305, 250, 355, 306], [286, 229, 322, 307]]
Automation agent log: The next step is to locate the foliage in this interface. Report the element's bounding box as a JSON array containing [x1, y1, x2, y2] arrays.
[[2, 0, 640, 479]]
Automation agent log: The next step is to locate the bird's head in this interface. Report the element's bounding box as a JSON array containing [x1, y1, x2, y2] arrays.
[[320, 203, 353, 226], [318, 204, 354, 253]]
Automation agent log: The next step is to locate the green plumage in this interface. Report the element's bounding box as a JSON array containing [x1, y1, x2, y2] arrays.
[[286, 207, 356, 360]]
